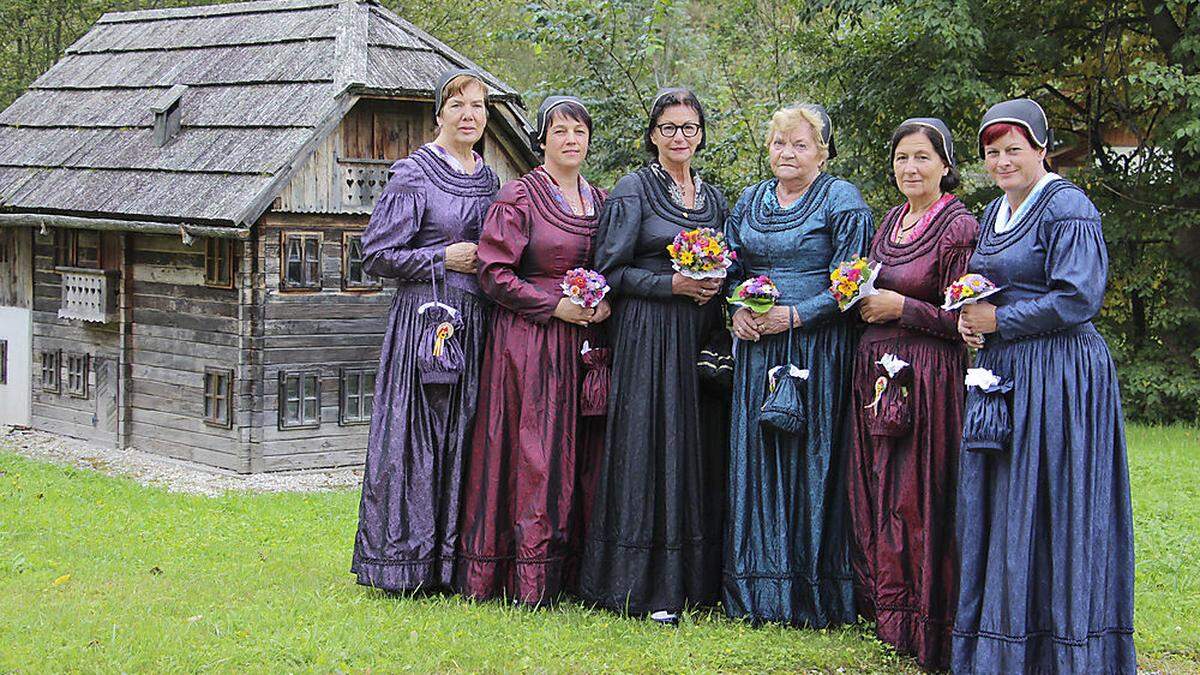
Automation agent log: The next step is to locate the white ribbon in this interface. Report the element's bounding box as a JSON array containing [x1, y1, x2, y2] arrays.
[[876, 353, 909, 378], [965, 367, 1001, 390], [768, 364, 809, 392]]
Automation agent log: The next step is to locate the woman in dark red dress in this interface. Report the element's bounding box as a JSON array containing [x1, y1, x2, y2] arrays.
[[456, 97, 609, 605], [846, 118, 979, 670]]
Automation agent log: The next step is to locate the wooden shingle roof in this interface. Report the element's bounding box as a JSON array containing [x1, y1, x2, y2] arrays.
[[0, 0, 528, 228]]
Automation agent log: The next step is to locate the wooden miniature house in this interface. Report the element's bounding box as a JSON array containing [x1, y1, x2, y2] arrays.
[[0, 0, 536, 472]]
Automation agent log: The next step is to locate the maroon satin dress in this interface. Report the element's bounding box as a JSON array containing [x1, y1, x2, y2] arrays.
[[846, 196, 979, 670], [456, 169, 607, 605]]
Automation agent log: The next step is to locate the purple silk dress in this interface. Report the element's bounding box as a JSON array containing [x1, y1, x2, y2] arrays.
[[846, 196, 978, 670], [351, 144, 499, 592]]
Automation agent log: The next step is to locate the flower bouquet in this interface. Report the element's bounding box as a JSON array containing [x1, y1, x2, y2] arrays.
[[727, 275, 780, 313], [829, 257, 880, 311], [942, 273, 1002, 311], [561, 268, 609, 308], [667, 227, 736, 279]]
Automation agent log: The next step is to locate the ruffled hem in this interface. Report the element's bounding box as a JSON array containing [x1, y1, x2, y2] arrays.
[[722, 572, 856, 628], [456, 553, 577, 606], [579, 538, 722, 615], [351, 555, 456, 593], [952, 626, 1136, 674]]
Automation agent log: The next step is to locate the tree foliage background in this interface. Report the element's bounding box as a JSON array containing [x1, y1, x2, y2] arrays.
[[2, 0, 1197, 422]]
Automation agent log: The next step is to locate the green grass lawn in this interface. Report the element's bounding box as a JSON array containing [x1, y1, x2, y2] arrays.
[[0, 424, 1196, 673]]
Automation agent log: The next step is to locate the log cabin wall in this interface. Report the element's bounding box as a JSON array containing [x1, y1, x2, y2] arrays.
[[256, 212, 388, 471], [126, 234, 246, 471], [30, 228, 122, 446]]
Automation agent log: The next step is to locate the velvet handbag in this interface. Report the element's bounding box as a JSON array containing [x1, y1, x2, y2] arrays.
[[864, 352, 914, 439], [759, 321, 809, 437], [416, 262, 466, 385], [962, 369, 1014, 453], [697, 328, 734, 393], [580, 341, 612, 417]]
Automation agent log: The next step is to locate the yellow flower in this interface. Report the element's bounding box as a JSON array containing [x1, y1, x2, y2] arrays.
[[679, 250, 695, 265]]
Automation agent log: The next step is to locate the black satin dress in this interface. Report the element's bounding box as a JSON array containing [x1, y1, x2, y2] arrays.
[[578, 165, 730, 615]]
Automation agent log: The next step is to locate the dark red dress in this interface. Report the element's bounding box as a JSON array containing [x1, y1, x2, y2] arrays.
[[456, 169, 607, 605], [846, 196, 978, 670]]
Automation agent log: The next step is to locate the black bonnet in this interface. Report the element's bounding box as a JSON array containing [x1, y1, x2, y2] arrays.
[[978, 98, 1052, 157], [799, 103, 837, 160], [434, 67, 485, 121], [899, 117, 955, 167], [532, 95, 590, 150]]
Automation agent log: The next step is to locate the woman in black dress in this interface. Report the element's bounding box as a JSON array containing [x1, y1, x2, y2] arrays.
[[579, 88, 729, 618]]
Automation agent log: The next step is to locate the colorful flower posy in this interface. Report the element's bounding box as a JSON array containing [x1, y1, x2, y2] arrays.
[[727, 275, 781, 313], [943, 273, 1000, 310], [667, 227, 736, 279], [829, 257, 879, 311], [561, 268, 610, 309]]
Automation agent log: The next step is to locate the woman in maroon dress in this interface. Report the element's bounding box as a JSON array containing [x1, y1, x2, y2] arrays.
[[456, 96, 609, 605], [846, 118, 979, 670]]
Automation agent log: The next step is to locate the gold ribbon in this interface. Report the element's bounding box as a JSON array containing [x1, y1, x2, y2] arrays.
[[432, 322, 454, 358], [864, 376, 887, 415]]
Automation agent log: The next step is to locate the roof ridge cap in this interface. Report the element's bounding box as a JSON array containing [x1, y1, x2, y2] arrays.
[[98, 0, 338, 24], [334, 0, 368, 92]]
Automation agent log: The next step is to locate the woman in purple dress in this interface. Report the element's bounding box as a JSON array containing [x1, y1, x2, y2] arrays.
[[846, 118, 978, 670], [457, 96, 610, 605], [351, 68, 500, 592]]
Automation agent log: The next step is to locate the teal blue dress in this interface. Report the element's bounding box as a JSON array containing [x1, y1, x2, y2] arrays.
[[723, 174, 874, 626]]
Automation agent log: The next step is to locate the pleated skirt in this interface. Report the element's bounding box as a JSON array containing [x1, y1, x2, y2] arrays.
[[351, 282, 487, 592], [952, 323, 1136, 673]]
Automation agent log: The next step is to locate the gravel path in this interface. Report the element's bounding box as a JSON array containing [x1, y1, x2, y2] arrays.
[[0, 426, 363, 496]]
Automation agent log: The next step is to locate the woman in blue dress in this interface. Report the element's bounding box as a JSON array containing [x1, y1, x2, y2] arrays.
[[954, 98, 1136, 673], [724, 104, 874, 626]]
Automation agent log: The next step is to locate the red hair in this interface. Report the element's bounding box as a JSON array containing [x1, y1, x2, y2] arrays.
[[981, 122, 1036, 148]]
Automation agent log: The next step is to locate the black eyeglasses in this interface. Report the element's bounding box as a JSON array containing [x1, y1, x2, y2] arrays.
[[655, 122, 702, 138]]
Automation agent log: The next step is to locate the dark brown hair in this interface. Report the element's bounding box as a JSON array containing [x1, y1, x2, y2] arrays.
[[643, 88, 707, 159], [890, 123, 960, 193]]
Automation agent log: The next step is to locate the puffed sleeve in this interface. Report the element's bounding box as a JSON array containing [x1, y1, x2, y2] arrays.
[[361, 160, 443, 280], [792, 180, 875, 327], [476, 180, 559, 324], [724, 186, 754, 317], [593, 175, 674, 299], [996, 215, 1108, 340], [898, 211, 980, 339]]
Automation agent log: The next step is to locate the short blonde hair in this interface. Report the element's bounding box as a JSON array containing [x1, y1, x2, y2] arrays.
[[764, 105, 829, 163], [438, 75, 488, 116]]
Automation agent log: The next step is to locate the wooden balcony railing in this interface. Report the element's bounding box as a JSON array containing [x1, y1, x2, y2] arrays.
[[338, 158, 392, 210]]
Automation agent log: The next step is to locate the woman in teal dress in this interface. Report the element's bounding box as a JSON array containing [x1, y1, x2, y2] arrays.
[[724, 104, 874, 626]]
